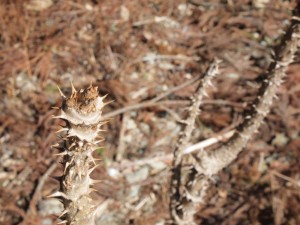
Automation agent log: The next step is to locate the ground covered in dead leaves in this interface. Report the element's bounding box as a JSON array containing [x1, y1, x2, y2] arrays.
[[0, 0, 299, 225]]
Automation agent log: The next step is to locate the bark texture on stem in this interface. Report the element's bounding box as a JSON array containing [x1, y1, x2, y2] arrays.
[[54, 85, 106, 225], [170, 5, 300, 224], [170, 59, 220, 225], [198, 12, 300, 178]]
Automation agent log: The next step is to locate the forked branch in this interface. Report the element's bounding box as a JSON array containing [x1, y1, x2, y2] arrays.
[[170, 5, 300, 224], [198, 9, 300, 178], [170, 59, 220, 225]]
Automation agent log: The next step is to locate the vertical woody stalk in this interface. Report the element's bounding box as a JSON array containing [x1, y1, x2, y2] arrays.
[[53, 84, 107, 225], [196, 7, 300, 178], [170, 60, 220, 225], [170, 4, 300, 225]]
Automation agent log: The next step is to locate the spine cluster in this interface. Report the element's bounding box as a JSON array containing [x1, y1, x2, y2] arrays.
[[53, 84, 106, 225]]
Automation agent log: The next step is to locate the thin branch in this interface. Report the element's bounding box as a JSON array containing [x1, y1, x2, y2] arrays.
[[102, 100, 187, 120], [102, 99, 245, 120], [170, 58, 220, 225], [27, 162, 57, 215], [271, 170, 300, 188], [170, 6, 300, 224], [116, 112, 130, 162], [198, 15, 300, 178], [149, 74, 201, 103], [109, 129, 234, 171]]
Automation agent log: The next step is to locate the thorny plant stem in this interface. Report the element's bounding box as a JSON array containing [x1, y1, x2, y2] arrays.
[[170, 59, 220, 225], [199, 8, 300, 177], [53, 84, 107, 225], [169, 5, 300, 225]]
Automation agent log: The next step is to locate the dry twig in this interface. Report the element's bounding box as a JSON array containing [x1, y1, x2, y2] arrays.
[[170, 59, 220, 225], [27, 162, 57, 215], [169, 5, 300, 224]]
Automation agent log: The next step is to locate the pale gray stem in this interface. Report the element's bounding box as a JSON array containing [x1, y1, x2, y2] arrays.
[[170, 59, 220, 224], [54, 85, 105, 225], [170, 9, 300, 224], [199, 19, 300, 178]]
